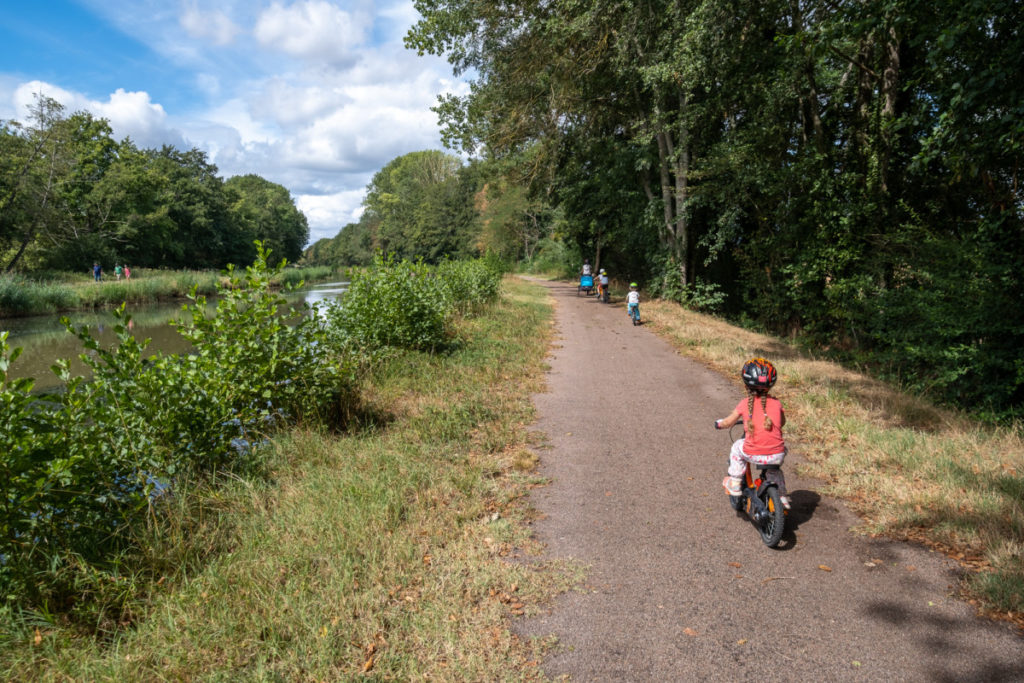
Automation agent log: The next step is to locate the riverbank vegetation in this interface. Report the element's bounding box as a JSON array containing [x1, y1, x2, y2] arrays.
[[645, 299, 1024, 621], [1, 249, 534, 678], [1, 96, 309, 274], [0, 265, 336, 318]]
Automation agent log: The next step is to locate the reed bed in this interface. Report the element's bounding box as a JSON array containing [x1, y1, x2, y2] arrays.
[[0, 266, 340, 317]]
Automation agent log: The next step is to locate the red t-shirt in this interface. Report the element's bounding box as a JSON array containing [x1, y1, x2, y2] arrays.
[[735, 396, 785, 455]]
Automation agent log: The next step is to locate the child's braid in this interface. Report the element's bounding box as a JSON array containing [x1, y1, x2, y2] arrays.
[[747, 392, 774, 433]]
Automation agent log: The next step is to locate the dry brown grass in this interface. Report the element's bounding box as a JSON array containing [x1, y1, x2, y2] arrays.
[[646, 299, 1024, 621]]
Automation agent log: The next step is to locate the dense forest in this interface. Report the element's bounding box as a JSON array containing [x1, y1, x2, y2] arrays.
[[0, 96, 308, 272], [366, 0, 1024, 419]]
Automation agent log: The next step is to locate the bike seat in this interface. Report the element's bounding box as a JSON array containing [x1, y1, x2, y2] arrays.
[[756, 464, 782, 471]]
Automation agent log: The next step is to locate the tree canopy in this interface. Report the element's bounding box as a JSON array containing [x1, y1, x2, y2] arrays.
[[0, 95, 309, 272], [304, 150, 482, 266], [406, 0, 1024, 417]]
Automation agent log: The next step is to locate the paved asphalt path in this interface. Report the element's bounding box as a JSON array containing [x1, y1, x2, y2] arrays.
[[516, 279, 1024, 682]]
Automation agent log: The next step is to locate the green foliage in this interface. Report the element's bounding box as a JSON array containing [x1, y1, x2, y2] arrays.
[[437, 258, 502, 314], [304, 151, 484, 267], [648, 256, 726, 314], [225, 174, 309, 264], [330, 253, 503, 352], [331, 253, 452, 352], [1, 97, 309, 274], [411, 0, 1024, 419], [0, 274, 79, 315], [0, 243, 360, 628], [522, 237, 573, 277]]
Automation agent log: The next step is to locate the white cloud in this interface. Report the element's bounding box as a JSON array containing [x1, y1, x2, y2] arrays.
[[205, 98, 280, 145], [251, 79, 352, 127], [254, 1, 372, 67], [179, 2, 240, 46], [2, 0, 471, 247], [296, 189, 367, 242], [10, 81, 187, 149]]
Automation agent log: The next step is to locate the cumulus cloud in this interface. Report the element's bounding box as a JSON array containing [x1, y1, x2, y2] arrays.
[[3, 0, 470, 246], [254, 1, 372, 67], [9, 81, 188, 149], [179, 2, 240, 45], [296, 189, 367, 242], [251, 78, 353, 127]]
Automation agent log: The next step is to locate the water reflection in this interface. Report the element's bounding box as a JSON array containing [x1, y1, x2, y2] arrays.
[[0, 281, 347, 391]]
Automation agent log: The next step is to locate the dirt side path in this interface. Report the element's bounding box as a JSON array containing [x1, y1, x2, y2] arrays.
[[517, 279, 1023, 682]]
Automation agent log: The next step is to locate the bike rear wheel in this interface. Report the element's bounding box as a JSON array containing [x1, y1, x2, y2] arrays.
[[758, 485, 785, 547]]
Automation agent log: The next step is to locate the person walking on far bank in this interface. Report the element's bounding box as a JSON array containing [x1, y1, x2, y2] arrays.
[[124, 264, 131, 281], [114, 264, 123, 280], [92, 262, 102, 282]]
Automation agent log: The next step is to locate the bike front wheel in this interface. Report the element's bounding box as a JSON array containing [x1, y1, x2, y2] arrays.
[[758, 486, 786, 547]]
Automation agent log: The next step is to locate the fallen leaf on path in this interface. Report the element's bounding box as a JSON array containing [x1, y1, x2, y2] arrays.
[[852, 661, 862, 667], [683, 628, 698, 636], [33, 629, 42, 646], [818, 565, 833, 572], [864, 562, 876, 567], [728, 562, 742, 568], [761, 576, 794, 584], [363, 656, 376, 672], [906, 565, 916, 572], [736, 639, 747, 645]]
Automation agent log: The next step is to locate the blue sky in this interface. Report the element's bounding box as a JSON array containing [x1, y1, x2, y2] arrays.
[[0, 0, 466, 244]]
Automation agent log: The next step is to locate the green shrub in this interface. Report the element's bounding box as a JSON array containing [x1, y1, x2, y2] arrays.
[[331, 253, 452, 352], [0, 243, 361, 628], [647, 255, 726, 314], [523, 237, 573, 276], [437, 259, 502, 314]]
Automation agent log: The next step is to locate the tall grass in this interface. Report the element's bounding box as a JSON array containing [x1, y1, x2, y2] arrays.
[[0, 267, 341, 317], [1, 277, 576, 680], [644, 298, 1024, 619]]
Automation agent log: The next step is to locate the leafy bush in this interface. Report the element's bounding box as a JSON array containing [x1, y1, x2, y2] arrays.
[[437, 259, 502, 314], [331, 254, 503, 352], [523, 237, 573, 276], [0, 244, 360, 626], [331, 253, 453, 352], [647, 255, 726, 314]]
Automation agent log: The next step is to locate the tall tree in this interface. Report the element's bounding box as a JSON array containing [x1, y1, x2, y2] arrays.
[[225, 174, 309, 265]]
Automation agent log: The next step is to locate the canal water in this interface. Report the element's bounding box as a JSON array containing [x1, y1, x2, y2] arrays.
[[1, 281, 348, 392]]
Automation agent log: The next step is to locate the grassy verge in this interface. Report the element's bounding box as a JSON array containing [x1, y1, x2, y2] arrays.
[[5, 276, 576, 680], [0, 266, 339, 317], [644, 298, 1024, 623]]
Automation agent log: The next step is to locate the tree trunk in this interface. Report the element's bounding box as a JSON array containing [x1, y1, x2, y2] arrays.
[[879, 25, 900, 194], [675, 93, 690, 287]]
